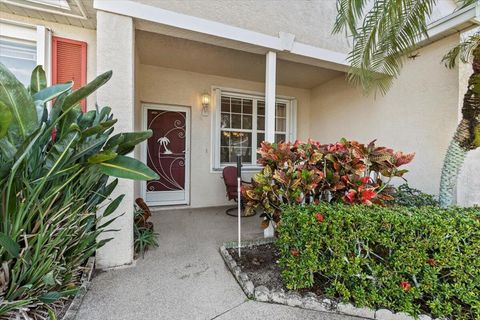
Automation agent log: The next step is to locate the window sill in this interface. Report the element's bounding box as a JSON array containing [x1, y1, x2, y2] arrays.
[[211, 166, 263, 173]]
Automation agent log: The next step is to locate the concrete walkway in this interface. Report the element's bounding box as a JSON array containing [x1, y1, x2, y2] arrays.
[[76, 207, 358, 320]]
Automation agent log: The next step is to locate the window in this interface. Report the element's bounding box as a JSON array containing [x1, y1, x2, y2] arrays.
[[0, 20, 50, 86], [213, 89, 296, 169], [0, 39, 37, 85]]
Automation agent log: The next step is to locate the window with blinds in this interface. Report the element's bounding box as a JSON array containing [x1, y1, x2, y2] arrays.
[[52, 36, 87, 111], [213, 89, 296, 169], [0, 39, 37, 86]]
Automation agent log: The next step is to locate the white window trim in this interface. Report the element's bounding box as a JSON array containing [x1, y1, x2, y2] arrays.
[[0, 19, 52, 112], [0, 19, 52, 85], [210, 86, 297, 172], [36, 25, 52, 85]]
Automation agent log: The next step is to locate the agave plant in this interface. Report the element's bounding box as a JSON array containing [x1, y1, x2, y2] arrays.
[[0, 64, 158, 318], [334, 0, 479, 207], [133, 204, 158, 259]]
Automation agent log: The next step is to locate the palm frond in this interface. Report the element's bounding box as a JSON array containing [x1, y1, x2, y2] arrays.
[[457, 0, 478, 9], [442, 32, 480, 69], [335, 0, 438, 94], [333, 0, 370, 35]]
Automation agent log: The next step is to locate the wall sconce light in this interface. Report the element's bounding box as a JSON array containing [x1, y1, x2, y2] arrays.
[[201, 91, 210, 117]]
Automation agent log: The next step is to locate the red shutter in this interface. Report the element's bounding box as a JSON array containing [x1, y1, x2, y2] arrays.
[[52, 36, 87, 111]]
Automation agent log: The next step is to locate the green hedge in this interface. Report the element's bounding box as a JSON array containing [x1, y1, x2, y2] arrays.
[[391, 184, 439, 207], [276, 204, 480, 319]]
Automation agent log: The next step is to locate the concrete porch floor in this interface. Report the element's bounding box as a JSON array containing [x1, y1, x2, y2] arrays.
[[76, 207, 359, 320]]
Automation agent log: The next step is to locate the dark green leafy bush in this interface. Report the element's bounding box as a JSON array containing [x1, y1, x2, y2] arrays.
[[0, 64, 158, 318], [277, 203, 480, 319], [392, 184, 439, 207]]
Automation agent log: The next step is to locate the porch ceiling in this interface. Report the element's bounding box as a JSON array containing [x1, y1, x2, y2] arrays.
[[136, 30, 344, 90]]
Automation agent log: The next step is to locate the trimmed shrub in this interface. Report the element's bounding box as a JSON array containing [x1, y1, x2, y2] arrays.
[[276, 203, 480, 319], [392, 183, 439, 207]]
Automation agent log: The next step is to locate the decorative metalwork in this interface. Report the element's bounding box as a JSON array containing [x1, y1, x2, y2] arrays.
[[146, 110, 186, 192]]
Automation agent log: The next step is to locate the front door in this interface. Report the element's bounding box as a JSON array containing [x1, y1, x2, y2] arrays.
[[143, 104, 190, 205]]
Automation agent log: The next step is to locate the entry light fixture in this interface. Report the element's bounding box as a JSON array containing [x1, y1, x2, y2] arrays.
[[201, 91, 210, 117]]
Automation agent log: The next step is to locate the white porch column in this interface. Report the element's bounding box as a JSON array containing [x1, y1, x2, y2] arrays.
[[265, 51, 277, 142], [96, 11, 135, 268]]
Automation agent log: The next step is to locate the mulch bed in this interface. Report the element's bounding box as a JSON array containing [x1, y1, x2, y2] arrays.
[[227, 243, 330, 298]]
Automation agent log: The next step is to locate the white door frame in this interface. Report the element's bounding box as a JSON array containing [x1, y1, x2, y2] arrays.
[[141, 103, 191, 206]]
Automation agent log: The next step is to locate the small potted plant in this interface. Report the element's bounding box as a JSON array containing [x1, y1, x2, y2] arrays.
[[134, 198, 158, 258]]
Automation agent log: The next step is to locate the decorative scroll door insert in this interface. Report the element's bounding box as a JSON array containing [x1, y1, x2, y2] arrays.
[[144, 105, 190, 205]]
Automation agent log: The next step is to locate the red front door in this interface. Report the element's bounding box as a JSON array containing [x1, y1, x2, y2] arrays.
[[145, 105, 189, 205]]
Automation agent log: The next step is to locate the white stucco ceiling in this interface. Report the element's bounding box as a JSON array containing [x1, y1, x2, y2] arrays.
[[136, 30, 343, 89]]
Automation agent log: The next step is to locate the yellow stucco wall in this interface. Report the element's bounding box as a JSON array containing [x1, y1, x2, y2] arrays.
[[96, 11, 135, 268], [135, 0, 457, 55], [135, 0, 349, 53], [135, 64, 311, 207], [309, 34, 460, 195], [1, 10, 471, 204]]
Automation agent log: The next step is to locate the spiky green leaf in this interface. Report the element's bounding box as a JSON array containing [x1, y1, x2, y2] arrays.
[[0, 232, 20, 258], [110, 130, 153, 155], [30, 65, 47, 95], [98, 155, 159, 180], [0, 101, 12, 138], [88, 150, 118, 164], [38, 291, 61, 304], [33, 82, 73, 104], [0, 62, 37, 139], [62, 71, 112, 112], [104, 194, 125, 216]]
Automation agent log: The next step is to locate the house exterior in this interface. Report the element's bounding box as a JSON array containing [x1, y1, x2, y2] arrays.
[[1, 0, 479, 268]]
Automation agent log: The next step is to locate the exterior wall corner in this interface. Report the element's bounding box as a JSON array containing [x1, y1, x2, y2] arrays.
[[95, 10, 135, 268]]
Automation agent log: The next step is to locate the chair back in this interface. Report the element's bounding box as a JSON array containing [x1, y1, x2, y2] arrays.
[[222, 166, 238, 201]]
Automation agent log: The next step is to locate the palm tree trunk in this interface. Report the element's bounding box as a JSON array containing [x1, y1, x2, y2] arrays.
[[439, 46, 480, 207]]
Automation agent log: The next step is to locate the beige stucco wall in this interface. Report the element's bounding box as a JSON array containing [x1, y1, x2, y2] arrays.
[[136, 64, 311, 207], [0, 12, 97, 106], [309, 34, 460, 195], [96, 11, 135, 268]]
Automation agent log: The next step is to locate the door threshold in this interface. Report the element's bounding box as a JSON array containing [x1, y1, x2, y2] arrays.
[[150, 204, 190, 211]]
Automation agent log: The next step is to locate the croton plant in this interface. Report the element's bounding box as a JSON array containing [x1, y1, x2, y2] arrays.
[[242, 138, 414, 225]]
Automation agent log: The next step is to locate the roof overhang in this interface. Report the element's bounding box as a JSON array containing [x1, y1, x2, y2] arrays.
[[420, 3, 480, 47], [93, 0, 480, 74], [93, 0, 350, 72], [2, 0, 88, 20]]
